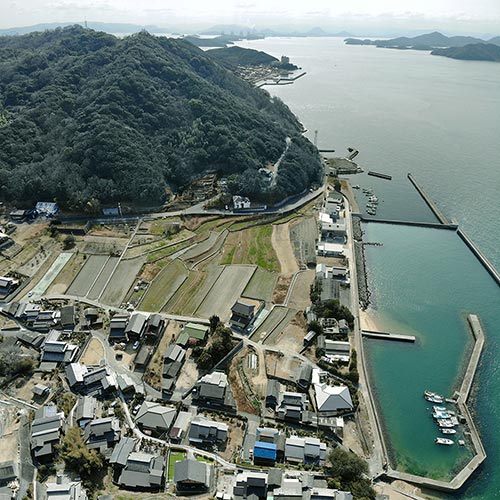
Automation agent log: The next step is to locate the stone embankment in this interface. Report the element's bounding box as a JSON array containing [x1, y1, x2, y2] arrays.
[[352, 216, 370, 309]]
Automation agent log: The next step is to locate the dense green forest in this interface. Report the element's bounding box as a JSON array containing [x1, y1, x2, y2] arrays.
[[431, 43, 500, 62], [207, 46, 298, 71], [0, 26, 322, 209]]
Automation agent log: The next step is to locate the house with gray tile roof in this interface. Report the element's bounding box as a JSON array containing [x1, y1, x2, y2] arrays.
[[30, 405, 65, 463], [188, 417, 228, 447], [174, 458, 213, 492], [110, 437, 137, 468], [83, 417, 121, 455], [117, 452, 164, 490], [135, 402, 176, 436], [45, 476, 87, 500], [75, 396, 97, 428]]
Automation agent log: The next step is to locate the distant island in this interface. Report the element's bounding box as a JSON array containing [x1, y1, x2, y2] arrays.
[[0, 26, 322, 208], [345, 31, 500, 62], [431, 43, 500, 62]]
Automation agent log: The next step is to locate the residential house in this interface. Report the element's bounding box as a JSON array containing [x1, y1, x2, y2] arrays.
[[145, 314, 165, 341], [174, 458, 213, 493], [230, 298, 263, 330], [253, 441, 277, 466], [40, 330, 79, 369], [133, 345, 153, 370], [162, 344, 186, 393], [109, 313, 130, 342], [0, 461, 17, 487], [60, 305, 76, 330], [30, 405, 65, 463], [192, 371, 228, 405], [169, 411, 192, 443], [125, 312, 149, 340], [188, 417, 228, 447], [117, 452, 164, 490], [135, 402, 176, 436], [233, 196, 251, 210], [75, 396, 98, 428], [233, 471, 268, 500], [117, 374, 140, 397], [276, 391, 308, 422], [83, 417, 121, 455], [316, 242, 345, 258], [266, 379, 281, 408], [35, 202, 59, 218], [323, 340, 350, 364], [0, 276, 19, 298], [273, 478, 303, 500], [338, 319, 349, 335], [65, 363, 116, 397], [284, 436, 327, 464], [313, 369, 353, 416], [297, 364, 312, 391], [33, 383, 50, 398], [45, 476, 87, 500], [110, 437, 137, 469], [175, 323, 208, 347]]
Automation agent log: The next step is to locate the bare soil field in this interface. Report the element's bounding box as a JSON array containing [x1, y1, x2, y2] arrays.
[[243, 347, 267, 401], [290, 216, 318, 268], [100, 257, 145, 306], [140, 259, 188, 312], [46, 253, 86, 295], [67, 254, 109, 296], [250, 306, 290, 343], [174, 355, 199, 395], [272, 275, 292, 304], [180, 231, 220, 262], [125, 229, 195, 259], [195, 265, 256, 321], [0, 406, 20, 462], [271, 223, 299, 275], [87, 256, 120, 300], [286, 270, 315, 310], [264, 351, 301, 381], [81, 337, 105, 366], [228, 354, 260, 415], [267, 311, 306, 351], [243, 267, 278, 302]]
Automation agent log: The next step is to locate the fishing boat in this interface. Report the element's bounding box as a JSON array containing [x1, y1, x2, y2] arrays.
[[433, 411, 452, 420], [433, 406, 448, 412], [441, 428, 457, 435], [435, 437, 454, 446], [353, 185, 360, 189], [438, 419, 457, 428], [424, 391, 444, 404], [368, 196, 379, 203]]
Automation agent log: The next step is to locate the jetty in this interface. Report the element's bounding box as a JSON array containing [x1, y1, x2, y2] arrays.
[[360, 216, 458, 230], [368, 171, 392, 180], [407, 173, 450, 224], [361, 330, 415, 343]]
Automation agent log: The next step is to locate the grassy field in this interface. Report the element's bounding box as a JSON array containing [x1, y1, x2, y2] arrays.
[[243, 267, 278, 302], [222, 225, 280, 272], [168, 450, 186, 480], [140, 259, 188, 312]]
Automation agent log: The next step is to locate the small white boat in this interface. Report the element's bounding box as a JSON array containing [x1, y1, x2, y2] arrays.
[[433, 411, 452, 420], [435, 437, 454, 446], [433, 406, 448, 412], [441, 428, 457, 435], [353, 185, 360, 189], [438, 419, 457, 428], [458, 440, 466, 446], [424, 391, 444, 404]]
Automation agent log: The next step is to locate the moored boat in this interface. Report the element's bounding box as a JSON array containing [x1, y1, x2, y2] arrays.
[[424, 390, 444, 403], [441, 428, 457, 435], [435, 437, 454, 446]]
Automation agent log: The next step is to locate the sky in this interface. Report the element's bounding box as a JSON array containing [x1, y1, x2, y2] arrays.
[[1, 0, 500, 36]]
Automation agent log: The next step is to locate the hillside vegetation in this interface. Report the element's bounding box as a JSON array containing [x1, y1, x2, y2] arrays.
[[431, 43, 500, 62], [0, 26, 321, 209]]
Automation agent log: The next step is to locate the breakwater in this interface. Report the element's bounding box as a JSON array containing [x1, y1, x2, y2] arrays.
[[407, 173, 450, 224], [352, 216, 370, 309], [361, 330, 416, 343], [360, 216, 458, 230]]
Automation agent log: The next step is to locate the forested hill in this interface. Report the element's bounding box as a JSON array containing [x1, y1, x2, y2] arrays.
[[0, 26, 322, 209]]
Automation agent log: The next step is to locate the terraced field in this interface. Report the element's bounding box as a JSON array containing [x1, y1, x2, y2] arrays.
[[243, 267, 278, 302]]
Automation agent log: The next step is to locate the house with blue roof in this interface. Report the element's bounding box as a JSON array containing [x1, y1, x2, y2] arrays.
[[253, 441, 277, 465]]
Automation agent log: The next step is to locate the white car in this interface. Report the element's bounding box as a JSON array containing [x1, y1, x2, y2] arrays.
[[132, 341, 140, 350]]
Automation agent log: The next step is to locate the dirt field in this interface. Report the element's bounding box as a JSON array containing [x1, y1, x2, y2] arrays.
[[46, 253, 87, 295], [271, 222, 299, 275], [180, 231, 220, 261], [99, 257, 145, 306], [290, 216, 318, 268], [286, 270, 315, 310], [140, 259, 188, 312], [251, 306, 290, 343], [174, 355, 199, 395], [80, 337, 105, 366], [87, 256, 120, 300], [243, 347, 268, 400], [264, 351, 301, 381], [272, 275, 292, 304], [267, 311, 306, 351], [0, 406, 20, 462], [195, 265, 256, 321], [67, 254, 109, 296], [228, 354, 260, 415], [125, 229, 195, 259], [242, 267, 278, 302]]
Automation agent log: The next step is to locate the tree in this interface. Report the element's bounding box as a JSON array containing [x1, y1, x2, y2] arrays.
[[327, 447, 368, 484], [209, 315, 220, 332], [62, 234, 75, 250]]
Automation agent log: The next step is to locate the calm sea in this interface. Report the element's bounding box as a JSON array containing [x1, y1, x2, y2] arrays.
[[236, 37, 500, 498]]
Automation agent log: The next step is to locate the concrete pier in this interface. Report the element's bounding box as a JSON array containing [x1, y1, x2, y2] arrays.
[[361, 330, 416, 343], [407, 173, 450, 225], [360, 216, 458, 230]]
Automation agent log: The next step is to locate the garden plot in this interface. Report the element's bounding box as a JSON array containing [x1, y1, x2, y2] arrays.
[[67, 255, 109, 296], [180, 231, 222, 262], [195, 265, 256, 321], [243, 267, 278, 302], [28, 252, 73, 299], [87, 257, 120, 300], [290, 216, 318, 268], [140, 259, 188, 312], [99, 257, 145, 306], [250, 305, 292, 343]]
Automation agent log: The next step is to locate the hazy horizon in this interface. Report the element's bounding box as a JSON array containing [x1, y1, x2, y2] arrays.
[[1, 0, 499, 38]]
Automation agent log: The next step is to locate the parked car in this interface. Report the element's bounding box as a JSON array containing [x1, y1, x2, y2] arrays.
[[132, 341, 140, 350]]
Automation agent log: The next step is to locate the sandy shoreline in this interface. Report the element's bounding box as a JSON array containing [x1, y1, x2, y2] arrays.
[[359, 308, 382, 332]]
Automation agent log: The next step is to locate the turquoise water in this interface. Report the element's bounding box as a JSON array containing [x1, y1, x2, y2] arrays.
[[235, 37, 500, 497]]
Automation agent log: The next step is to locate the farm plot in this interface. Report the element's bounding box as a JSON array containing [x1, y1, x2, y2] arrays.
[[290, 216, 318, 268], [265, 351, 301, 381], [46, 253, 87, 295], [67, 255, 108, 296], [99, 257, 145, 306], [286, 269, 315, 310], [195, 265, 256, 321], [180, 231, 221, 262], [250, 305, 291, 343], [140, 259, 188, 312], [222, 225, 280, 272], [29, 252, 74, 299], [243, 267, 278, 302], [164, 261, 224, 316], [87, 257, 120, 300], [265, 311, 306, 351], [271, 223, 299, 275]]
